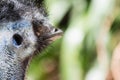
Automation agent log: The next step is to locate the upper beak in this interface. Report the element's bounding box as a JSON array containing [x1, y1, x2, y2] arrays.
[[47, 28, 63, 42]]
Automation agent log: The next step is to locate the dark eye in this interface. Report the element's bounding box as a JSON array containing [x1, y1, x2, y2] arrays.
[[12, 34, 23, 46]]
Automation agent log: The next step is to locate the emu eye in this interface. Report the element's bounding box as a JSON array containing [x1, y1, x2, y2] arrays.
[[12, 34, 23, 46]]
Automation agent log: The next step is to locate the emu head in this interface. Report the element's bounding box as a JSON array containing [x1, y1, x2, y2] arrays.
[[0, 0, 62, 80]]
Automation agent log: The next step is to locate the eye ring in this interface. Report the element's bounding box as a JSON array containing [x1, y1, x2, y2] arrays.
[[12, 34, 23, 46]]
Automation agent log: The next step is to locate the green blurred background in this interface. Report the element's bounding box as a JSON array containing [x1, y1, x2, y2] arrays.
[[27, 0, 120, 80]]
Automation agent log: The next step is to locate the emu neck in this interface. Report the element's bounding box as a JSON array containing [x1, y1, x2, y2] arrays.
[[0, 56, 29, 80]]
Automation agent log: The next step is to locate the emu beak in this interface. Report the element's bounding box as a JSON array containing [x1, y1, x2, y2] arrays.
[[48, 28, 63, 42]]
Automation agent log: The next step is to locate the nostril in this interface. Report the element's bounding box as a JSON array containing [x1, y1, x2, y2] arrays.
[[54, 28, 59, 32], [53, 28, 63, 33], [12, 34, 23, 46]]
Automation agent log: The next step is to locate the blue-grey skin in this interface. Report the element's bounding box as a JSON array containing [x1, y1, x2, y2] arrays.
[[0, 0, 62, 80], [0, 20, 37, 80]]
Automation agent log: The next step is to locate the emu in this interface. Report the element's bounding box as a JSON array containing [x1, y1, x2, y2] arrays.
[[0, 0, 62, 80]]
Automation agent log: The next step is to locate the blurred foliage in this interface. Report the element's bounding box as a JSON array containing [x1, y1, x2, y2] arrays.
[[27, 0, 120, 80], [27, 39, 62, 80]]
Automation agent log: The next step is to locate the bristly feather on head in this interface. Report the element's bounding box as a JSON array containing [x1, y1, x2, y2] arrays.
[[0, 0, 48, 22]]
